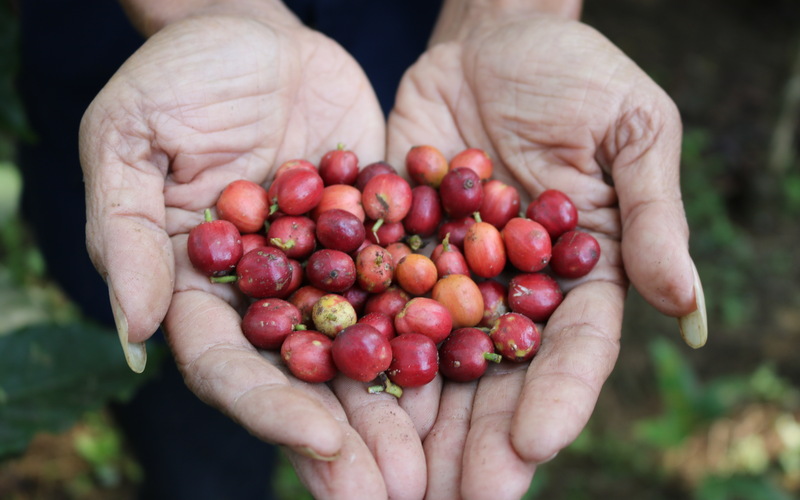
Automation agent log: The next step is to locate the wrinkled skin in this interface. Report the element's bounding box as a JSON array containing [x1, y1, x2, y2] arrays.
[[80, 11, 696, 500], [387, 14, 695, 499], [80, 15, 412, 500]]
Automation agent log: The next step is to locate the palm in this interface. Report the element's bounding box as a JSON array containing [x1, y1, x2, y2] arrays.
[[388, 16, 687, 499], [81, 15, 421, 500]]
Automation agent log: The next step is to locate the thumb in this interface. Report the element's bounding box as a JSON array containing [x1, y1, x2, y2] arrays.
[[608, 92, 707, 348], [80, 103, 175, 372]]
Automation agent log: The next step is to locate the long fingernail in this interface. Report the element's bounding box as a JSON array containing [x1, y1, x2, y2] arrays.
[[289, 445, 340, 462], [109, 284, 147, 373], [539, 451, 559, 464], [678, 260, 707, 349]]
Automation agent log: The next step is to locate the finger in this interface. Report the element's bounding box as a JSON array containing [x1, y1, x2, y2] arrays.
[[398, 374, 443, 440], [510, 278, 625, 463], [462, 367, 537, 500], [284, 428, 388, 500], [80, 107, 174, 370], [164, 289, 344, 459], [422, 381, 476, 500], [606, 90, 707, 346], [332, 376, 428, 500], [279, 376, 389, 500]]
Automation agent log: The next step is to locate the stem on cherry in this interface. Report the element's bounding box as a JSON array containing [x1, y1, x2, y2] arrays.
[[209, 275, 238, 284], [371, 218, 384, 244], [483, 352, 503, 363]]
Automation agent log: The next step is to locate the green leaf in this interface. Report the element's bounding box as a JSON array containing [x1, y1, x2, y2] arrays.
[[696, 474, 795, 500], [0, 322, 165, 459], [633, 337, 703, 447]]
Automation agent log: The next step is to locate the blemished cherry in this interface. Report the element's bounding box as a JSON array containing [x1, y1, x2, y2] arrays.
[[241, 298, 302, 350], [267, 215, 317, 260], [305, 249, 357, 293], [489, 313, 541, 362], [507, 272, 563, 323], [311, 293, 358, 337], [477, 279, 509, 328], [355, 244, 394, 294], [224, 246, 293, 299]]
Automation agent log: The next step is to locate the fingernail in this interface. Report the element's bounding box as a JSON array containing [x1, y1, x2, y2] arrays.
[[109, 284, 147, 373], [289, 445, 340, 462], [678, 260, 707, 349], [539, 451, 559, 464]]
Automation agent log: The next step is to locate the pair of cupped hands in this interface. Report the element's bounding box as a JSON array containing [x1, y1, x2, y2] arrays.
[[79, 3, 706, 499]]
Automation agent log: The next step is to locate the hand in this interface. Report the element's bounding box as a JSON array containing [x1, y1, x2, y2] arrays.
[[386, 12, 706, 499], [79, 8, 429, 499]]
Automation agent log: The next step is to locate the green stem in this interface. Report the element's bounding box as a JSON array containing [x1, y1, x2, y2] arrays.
[[384, 379, 403, 398], [407, 234, 423, 251], [270, 237, 295, 251], [442, 232, 451, 252], [204, 208, 214, 222], [210, 275, 238, 284], [483, 352, 503, 364], [371, 218, 384, 244]]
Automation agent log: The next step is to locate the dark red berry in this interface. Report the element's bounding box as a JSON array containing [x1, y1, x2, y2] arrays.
[[387, 333, 439, 387], [438, 167, 484, 219], [507, 273, 563, 323], [550, 230, 601, 279], [241, 298, 302, 350], [187, 209, 243, 276], [438, 327, 501, 382], [332, 323, 392, 382], [526, 189, 578, 239]]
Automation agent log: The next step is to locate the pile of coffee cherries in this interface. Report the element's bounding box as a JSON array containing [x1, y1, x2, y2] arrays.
[[187, 144, 600, 396]]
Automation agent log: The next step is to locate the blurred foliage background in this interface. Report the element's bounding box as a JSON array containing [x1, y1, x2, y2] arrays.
[[2, 0, 800, 499]]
